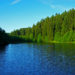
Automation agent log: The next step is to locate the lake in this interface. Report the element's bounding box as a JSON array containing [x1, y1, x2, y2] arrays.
[[0, 43, 75, 75]]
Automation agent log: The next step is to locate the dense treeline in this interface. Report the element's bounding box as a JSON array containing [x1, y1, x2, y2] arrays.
[[0, 9, 75, 45], [0, 28, 27, 45], [10, 9, 75, 43], [0, 28, 9, 45]]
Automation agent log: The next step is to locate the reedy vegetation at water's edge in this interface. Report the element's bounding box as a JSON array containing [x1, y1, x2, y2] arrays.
[[0, 9, 75, 45]]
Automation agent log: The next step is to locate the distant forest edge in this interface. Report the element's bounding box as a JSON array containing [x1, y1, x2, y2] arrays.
[[0, 9, 75, 45], [0, 28, 27, 45]]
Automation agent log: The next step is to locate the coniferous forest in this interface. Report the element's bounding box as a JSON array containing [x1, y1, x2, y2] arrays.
[[0, 9, 75, 45]]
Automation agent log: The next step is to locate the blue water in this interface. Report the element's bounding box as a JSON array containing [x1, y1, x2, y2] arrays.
[[0, 43, 75, 75]]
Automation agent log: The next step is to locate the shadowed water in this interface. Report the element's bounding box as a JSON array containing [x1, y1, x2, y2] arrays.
[[0, 43, 75, 75]]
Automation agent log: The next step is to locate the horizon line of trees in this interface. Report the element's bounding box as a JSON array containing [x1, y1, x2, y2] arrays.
[[10, 8, 75, 43], [0, 28, 30, 46], [0, 8, 75, 45]]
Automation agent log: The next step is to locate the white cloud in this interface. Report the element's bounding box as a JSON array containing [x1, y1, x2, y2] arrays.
[[50, 4, 75, 12], [11, 0, 21, 5], [50, 5, 68, 10], [37, 0, 75, 11]]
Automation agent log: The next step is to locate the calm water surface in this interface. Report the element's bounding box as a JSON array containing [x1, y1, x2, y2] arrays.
[[0, 43, 75, 75]]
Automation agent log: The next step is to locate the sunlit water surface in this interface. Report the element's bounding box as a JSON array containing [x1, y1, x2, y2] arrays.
[[0, 43, 75, 75]]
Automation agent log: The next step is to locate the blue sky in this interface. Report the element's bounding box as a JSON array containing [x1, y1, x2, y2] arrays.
[[0, 0, 75, 32]]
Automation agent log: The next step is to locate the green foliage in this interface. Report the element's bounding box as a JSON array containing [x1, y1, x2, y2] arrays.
[[0, 28, 9, 45], [1, 9, 75, 45], [10, 9, 75, 43], [61, 30, 75, 42], [54, 32, 61, 42], [61, 31, 73, 42], [37, 34, 42, 43], [44, 36, 49, 42], [72, 32, 75, 41], [29, 34, 33, 40]]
